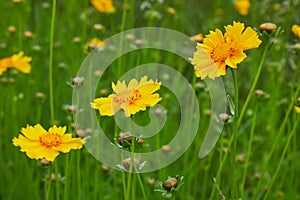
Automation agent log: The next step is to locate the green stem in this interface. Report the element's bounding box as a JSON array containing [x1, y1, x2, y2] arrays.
[[54, 161, 60, 200], [45, 167, 52, 200], [49, 0, 56, 123], [230, 68, 239, 199], [241, 102, 258, 197], [263, 117, 299, 199], [136, 172, 147, 200]]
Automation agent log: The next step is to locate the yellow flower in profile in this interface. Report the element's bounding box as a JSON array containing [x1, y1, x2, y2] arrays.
[[13, 124, 85, 161], [91, 76, 162, 117], [91, 0, 115, 13], [84, 37, 106, 53], [0, 51, 32, 75], [235, 0, 251, 16], [190, 21, 261, 79], [295, 106, 300, 114], [292, 24, 300, 39]]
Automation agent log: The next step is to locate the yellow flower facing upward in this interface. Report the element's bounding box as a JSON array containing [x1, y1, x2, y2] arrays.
[[91, 76, 162, 117], [91, 0, 115, 13], [235, 0, 251, 16], [84, 37, 106, 53], [292, 24, 300, 39], [189, 21, 261, 79], [295, 106, 300, 114], [0, 51, 32, 75], [13, 124, 85, 161]]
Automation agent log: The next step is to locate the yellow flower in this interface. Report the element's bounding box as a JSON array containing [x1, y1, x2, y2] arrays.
[[292, 24, 300, 39], [235, 0, 251, 16], [13, 124, 85, 161], [84, 37, 106, 53], [295, 106, 300, 114], [0, 51, 32, 75], [91, 76, 162, 117], [91, 0, 115, 13], [189, 21, 261, 79]]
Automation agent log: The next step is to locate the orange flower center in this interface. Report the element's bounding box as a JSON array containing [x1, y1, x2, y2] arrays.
[[113, 89, 142, 105], [39, 132, 62, 147], [210, 42, 233, 62]]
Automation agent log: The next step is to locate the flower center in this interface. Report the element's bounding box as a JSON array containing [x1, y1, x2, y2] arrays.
[[113, 89, 142, 105], [210, 42, 233, 62], [39, 132, 62, 147]]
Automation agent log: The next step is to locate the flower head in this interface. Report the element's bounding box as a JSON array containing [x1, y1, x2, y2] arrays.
[[189, 21, 261, 79], [91, 76, 162, 117], [234, 0, 251, 16], [292, 24, 300, 39], [0, 51, 32, 75], [13, 124, 85, 161], [84, 37, 106, 53], [91, 0, 115, 13]]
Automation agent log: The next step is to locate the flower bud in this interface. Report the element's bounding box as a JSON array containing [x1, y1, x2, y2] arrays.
[[161, 145, 171, 153], [259, 22, 277, 33], [218, 113, 230, 122], [40, 158, 51, 166], [162, 177, 178, 191], [122, 157, 140, 171], [254, 89, 265, 97]]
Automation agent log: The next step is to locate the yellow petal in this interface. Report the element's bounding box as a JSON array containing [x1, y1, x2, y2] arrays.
[[20, 124, 47, 140]]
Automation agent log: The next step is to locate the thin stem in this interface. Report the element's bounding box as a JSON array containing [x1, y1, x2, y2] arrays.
[[49, 0, 56, 123], [54, 161, 60, 200], [136, 172, 147, 200], [263, 117, 299, 199], [45, 167, 52, 200], [230, 68, 239, 199], [241, 102, 258, 197]]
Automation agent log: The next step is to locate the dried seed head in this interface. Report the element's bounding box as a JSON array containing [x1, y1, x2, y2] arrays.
[[101, 165, 110, 172], [204, 109, 212, 117], [161, 145, 171, 153], [162, 177, 178, 191], [35, 92, 46, 99], [93, 23, 104, 31], [7, 26, 17, 33], [137, 138, 144, 145], [24, 31, 33, 38], [122, 157, 140, 170], [72, 37, 81, 43], [76, 129, 86, 138], [254, 172, 261, 180], [118, 132, 133, 146], [195, 82, 205, 90], [237, 154, 245, 164], [255, 89, 265, 97], [72, 77, 84, 87], [259, 22, 277, 33], [167, 7, 176, 15], [40, 158, 51, 166], [218, 113, 230, 122], [94, 70, 103, 77], [125, 33, 135, 41]]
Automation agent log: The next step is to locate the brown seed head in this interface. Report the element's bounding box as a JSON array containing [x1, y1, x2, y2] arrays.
[[162, 177, 178, 191], [259, 22, 277, 33]]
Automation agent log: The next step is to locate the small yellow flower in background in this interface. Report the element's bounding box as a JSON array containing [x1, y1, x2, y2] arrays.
[[292, 24, 300, 39], [84, 37, 106, 53], [91, 0, 115, 13], [295, 106, 300, 114], [235, 0, 251, 16], [190, 33, 203, 43], [13, 124, 85, 161], [0, 51, 32, 75], [190, 21, 261, 79], [91, 76, 162, 117]]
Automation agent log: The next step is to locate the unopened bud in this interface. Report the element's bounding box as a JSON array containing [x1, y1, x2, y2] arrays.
[[259, 22, 277, 33], [162, 177, 178, 191]]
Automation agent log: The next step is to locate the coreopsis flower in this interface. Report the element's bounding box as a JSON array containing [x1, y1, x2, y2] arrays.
[[13, 124, 85, 161], [0, 51, 32, 75], [84, 37, 106, 53], [91, 0, 115, 13], [295, 106, 300, 114], [91, 76, 162, 117], [189, 21, 261, 79], [234, 0, 251, 16], [292, 24, 300, 39]]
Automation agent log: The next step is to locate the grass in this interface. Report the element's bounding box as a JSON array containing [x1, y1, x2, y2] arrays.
[[1, 0, 300, 199]]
